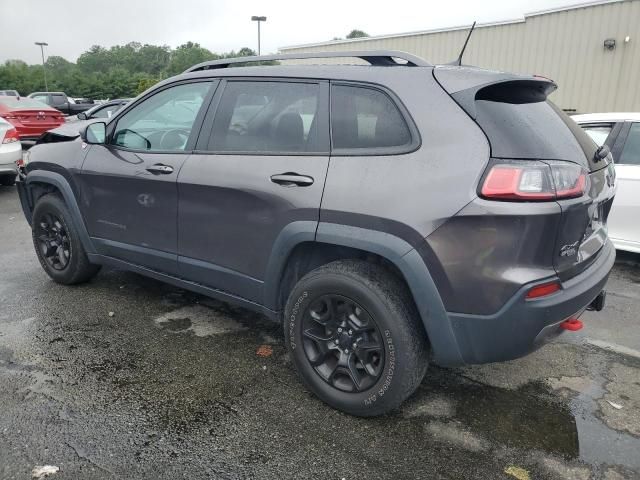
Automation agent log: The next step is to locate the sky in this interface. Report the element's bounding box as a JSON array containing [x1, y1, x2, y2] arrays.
[[1, 0, 586, 64]]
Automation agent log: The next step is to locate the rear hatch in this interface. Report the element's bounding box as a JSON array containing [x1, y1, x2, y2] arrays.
[[434, 66, 616, 280]]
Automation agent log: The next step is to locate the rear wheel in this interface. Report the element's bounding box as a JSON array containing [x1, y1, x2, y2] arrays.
[[32, 194, 100, 284], [284, 260, 429, 416]]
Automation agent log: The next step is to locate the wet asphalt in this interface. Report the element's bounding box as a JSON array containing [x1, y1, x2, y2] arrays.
[[0, 186, 639, 480]]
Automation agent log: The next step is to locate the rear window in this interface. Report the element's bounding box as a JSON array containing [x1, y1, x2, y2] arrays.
[[0, 97, 51, 110], [474, 99, 598, 166], [331, 85, 412, 151]]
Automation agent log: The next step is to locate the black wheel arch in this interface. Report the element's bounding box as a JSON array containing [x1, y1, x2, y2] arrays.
[[264, 221, 465, 367], [23, 170, 96, 255]]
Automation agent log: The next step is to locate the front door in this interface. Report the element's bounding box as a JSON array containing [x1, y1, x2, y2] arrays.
[[177, 79, 330, 302], [79, 80, 215, 273]]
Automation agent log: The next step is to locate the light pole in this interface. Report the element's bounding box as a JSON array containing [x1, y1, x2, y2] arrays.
[[35, 42, 49, 92], [251, 16, 266, 55]]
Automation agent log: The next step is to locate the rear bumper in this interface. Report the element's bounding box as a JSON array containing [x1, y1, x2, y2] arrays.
[[447, 239, 615, 364]]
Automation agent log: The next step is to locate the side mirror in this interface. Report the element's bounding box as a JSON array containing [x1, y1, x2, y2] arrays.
[[77, 112, 87, 120], [81, 122, 106, 144]]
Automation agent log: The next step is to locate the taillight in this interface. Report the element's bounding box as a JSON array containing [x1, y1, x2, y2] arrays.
[[480, 160, 588, 201], [2, 127, 19, 144]]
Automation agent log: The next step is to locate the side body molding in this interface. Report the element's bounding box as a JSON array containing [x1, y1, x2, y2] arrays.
[[312, 222, 463, 366], [24, 170, 97, 255]]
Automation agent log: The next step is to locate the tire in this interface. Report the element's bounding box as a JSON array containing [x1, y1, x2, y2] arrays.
[[0, 175, 16, 186], [31, 193, 100, 285], [284, 259, 429, 416]]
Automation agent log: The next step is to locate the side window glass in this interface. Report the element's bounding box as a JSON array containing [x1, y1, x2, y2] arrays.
[[331, 85, 411, 150], [619, 123, 640, 165], [209, 81, 320, 153], [52, 94, 66, 106], [581, 124, 612, 147], [93, 104, 119, 119], [33, 95, 49, 104], [113, 82, 210, 151]]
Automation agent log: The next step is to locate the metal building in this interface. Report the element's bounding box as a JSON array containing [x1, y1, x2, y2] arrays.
[[279, 0, 640, 113]]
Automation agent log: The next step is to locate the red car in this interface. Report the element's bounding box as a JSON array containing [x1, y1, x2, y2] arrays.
[[0, 97, 65, 142]]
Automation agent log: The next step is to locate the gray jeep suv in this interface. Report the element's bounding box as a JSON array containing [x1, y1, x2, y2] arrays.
[[16, 51, 616, 416]]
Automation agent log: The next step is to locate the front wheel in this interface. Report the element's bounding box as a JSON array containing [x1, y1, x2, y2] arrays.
[[284, 260, 429, 416], [31, 194, 100, 284]]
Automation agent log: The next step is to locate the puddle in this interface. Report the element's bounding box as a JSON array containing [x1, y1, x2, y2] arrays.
[[408, 368, 580, 458], [154, 305, 247, 337]]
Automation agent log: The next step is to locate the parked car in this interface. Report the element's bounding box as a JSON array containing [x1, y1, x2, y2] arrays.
[[0, 97, 65, 142], [27, 92, 92, 116], [573, 113, 640, 254], [0, 117, 21, 186], [0, 90, 20, 97], [66, 98, 131, 122], [16, 51, 615, 416]]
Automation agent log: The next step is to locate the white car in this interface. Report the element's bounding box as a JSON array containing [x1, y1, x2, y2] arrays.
[[573, 113, 640, 253], [0, 117, 21, 186]]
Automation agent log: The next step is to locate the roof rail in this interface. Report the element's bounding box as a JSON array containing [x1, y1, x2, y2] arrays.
[[184, 50, 431, 73]]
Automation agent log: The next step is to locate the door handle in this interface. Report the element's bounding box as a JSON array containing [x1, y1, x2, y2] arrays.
[[146, 164, 174, 174], [270, 173, 314, 187]]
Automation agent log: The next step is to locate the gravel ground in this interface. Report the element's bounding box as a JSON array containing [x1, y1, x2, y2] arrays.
[[1, 186, 639, 480]]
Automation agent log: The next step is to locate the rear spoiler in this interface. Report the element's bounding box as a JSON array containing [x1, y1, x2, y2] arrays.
[[433, 66, 557, 119]]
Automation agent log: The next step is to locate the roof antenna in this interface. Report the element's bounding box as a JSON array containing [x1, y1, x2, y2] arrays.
[[454, 21, 476, 66]]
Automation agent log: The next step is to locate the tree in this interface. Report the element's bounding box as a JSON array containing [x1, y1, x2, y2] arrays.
[[166, 42, 218, 76], [0, 42, 275, 99], [346, 29, 369, 39]]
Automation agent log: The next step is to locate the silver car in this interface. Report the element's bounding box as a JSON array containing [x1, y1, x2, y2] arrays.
[[0, 117, 21, 186]]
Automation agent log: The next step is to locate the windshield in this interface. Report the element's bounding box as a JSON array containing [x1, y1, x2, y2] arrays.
[[0, 97, 51, 110]]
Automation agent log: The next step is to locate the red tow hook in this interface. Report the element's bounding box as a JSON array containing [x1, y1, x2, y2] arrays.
[[560, 318, 583, 331]]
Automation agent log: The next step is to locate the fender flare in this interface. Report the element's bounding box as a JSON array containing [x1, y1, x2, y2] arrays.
[[25, 170, 96, 255], [263, 221, 464, 366]]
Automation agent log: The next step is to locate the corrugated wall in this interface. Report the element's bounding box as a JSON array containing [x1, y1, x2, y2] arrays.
[[280, 0, 640, 113]]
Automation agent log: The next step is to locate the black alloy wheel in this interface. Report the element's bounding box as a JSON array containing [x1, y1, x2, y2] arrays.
[[35, 212, 71, 271], [301, 294, 385, 392]]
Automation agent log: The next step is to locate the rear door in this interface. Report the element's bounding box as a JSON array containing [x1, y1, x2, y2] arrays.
[[176, 78, 330, 302], [79, 80, 215, 274]]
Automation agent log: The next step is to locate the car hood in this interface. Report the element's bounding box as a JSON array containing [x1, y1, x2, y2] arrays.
[[47, 119, 96, 137], [36, 119, 99, 144]]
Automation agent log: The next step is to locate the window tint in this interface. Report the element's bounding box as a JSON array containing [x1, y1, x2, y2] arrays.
[[51, 94, 66, 106], [331, 85, 411, 150], [619, 123, 640, 165], [113, 82, 210, 151], [209, 81, 320, 153], [581, 124, 612, 147]]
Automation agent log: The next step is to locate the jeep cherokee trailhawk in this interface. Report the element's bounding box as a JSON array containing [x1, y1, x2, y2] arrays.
[[17, 51, 615, 416]]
